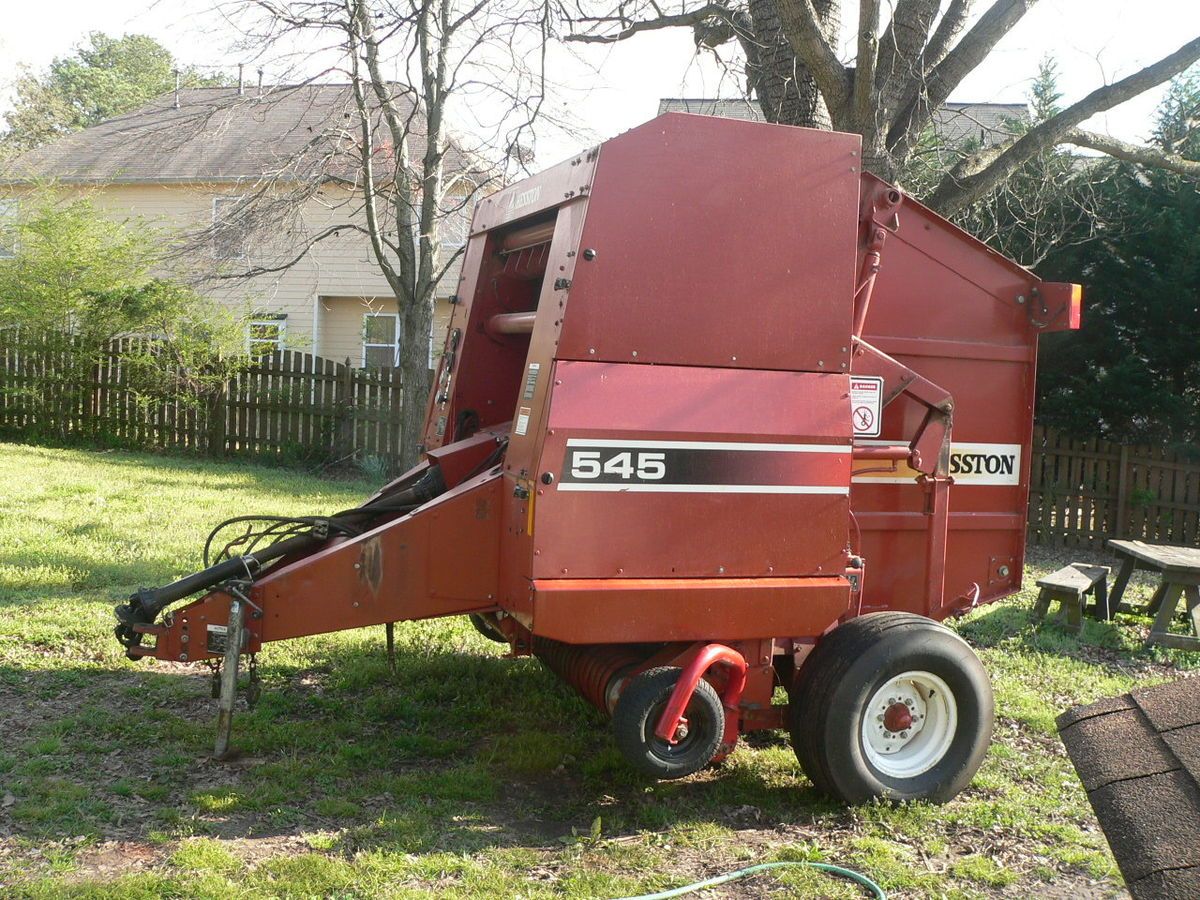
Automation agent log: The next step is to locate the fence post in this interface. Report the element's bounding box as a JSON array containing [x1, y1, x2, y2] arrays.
[[207, 376, 229, 455], [1115, 443, 1130, 538], [336, 358, 355, 461]]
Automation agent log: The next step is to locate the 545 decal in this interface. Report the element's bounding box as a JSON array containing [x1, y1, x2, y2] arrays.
[[568, 449, 666, 481]]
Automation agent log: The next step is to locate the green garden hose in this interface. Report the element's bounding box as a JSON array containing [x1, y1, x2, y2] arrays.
[[617, 860, 887, 900]]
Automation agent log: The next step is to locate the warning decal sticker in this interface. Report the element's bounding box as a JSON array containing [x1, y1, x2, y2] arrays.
[[851, 377, 883, 437], [515, 406, 532, 436]]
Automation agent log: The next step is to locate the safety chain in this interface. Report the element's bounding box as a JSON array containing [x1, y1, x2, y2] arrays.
[[205, 658, 222, 698], [246, 653, 261, 709]]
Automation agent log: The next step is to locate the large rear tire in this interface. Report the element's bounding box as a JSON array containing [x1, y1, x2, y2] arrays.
[[790, 612, 993, 804]]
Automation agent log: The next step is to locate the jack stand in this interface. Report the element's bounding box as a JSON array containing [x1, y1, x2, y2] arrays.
[[385, 622, 396, 675], [213, 599, 244, 760]]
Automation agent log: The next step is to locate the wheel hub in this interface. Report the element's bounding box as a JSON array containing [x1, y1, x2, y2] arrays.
[[861, 671, 958, 778], [882, 701, 913, 734], [870, 687, 926, 753]]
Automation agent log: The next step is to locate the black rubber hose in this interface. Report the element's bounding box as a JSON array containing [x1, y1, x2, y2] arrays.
[[116, 530, 320, 629]]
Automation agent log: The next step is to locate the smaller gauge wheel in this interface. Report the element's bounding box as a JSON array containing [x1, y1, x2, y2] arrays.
[[790, 612, 993, 804], [468, 612, 507, 643], [612, 666, 724, 780]]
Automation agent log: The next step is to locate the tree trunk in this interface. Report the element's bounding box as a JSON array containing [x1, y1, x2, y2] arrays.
[[397, 291, 435, 470], [747, 0, 830, 129]]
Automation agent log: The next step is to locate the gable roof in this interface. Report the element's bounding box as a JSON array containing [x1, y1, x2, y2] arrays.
[[656, 98, 1030, 148], [4, 84, 467, 184]]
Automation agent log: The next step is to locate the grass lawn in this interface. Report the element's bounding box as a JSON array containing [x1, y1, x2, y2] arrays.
[[0, 442, 1196, 898]]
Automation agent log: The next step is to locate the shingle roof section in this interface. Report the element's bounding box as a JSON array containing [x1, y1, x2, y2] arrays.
[[4, 84, 453, 183], [1059, 677, 1200, 899], [656, 98, 1029, 147]]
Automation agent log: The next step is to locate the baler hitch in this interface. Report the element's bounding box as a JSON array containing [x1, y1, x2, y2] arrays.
[[114, 529, 320, 656], [114, 467, 448, 658]]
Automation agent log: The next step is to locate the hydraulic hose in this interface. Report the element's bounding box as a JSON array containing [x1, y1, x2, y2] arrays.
[[115, 531, 320, 632]]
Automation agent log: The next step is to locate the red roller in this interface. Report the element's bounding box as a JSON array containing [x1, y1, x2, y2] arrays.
[[532, 638, 649, 713]]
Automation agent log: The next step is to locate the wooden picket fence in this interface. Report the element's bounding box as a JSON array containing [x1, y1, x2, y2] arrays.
[[0, 332, 408, 472], [4, 334, 1200, 544], [1028, 425, 1200, 548]]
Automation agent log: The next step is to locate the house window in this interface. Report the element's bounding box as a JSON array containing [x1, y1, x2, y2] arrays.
[[247, 314, 286, 356], [212, 196, 248, 261], [0, 200, 18, 259], [363, 313, 400, 368]]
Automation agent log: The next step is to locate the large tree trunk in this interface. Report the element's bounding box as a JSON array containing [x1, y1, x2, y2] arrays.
[[747, 0, 841, 130], [747, 0, 828, 128]]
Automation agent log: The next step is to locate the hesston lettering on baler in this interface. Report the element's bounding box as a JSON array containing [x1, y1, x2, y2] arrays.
[[114, 114, 1081, 804]]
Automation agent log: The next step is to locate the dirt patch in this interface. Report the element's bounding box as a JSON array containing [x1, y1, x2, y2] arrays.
[[70, 840, 163, 881]]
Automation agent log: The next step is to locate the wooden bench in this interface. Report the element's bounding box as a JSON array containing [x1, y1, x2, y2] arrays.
[[1033, 564, 1111, 633]]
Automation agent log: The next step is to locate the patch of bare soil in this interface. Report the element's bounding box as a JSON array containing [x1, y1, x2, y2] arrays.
[[69, 840, 162, 881]]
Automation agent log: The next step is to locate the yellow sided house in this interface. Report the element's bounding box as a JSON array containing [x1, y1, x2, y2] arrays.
[[1, 84, 466, 368]]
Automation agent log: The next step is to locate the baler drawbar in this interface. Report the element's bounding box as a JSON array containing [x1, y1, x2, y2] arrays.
[[113, 113, 1081, 804]]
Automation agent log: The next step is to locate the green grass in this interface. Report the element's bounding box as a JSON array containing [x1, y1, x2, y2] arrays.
[[0, 441, 1183, 897]]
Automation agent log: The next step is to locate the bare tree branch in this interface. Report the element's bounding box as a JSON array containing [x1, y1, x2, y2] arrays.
[[874, 0, 939, 110], [771, 0, 850, 120], [923, 0, 973, 69], [929, 33, 1200, 213], [852, 0, 880, 144], [565, 2, 734, 43], [887, 0, 1039, 154], [1066, 127, 1200, 178], [197, 0, 569, 467]]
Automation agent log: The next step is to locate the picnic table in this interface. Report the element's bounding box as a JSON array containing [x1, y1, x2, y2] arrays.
[[1107, 540, 1200, 650]]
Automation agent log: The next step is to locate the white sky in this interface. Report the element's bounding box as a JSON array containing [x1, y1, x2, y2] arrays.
[[0, 0, 1195, 166]]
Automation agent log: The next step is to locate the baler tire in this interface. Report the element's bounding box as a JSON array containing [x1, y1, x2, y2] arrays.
[[468, 612, 507, 643], [789, 612, 993, 804], [612, 666, 724, 781]]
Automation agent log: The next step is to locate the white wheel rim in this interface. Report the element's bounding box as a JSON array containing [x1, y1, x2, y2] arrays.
[[860, 670, 957, 779]]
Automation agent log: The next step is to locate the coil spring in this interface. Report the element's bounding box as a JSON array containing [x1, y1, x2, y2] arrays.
[[532, 637, 651, 714]]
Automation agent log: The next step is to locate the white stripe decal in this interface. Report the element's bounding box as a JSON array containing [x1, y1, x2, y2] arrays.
[[557, 483, 849, 494], [564, 438, 849, 454]]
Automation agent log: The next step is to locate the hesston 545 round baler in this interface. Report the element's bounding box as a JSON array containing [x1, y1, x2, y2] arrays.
[[114, 114, 1081, 804]]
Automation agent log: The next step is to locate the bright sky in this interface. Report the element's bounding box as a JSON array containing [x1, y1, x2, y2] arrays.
[[0, 0, 1196, 166]]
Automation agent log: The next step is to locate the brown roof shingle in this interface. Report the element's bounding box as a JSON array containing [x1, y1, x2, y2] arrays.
[[1059, 678, 1200, 899], [3, 84, 455, 184]]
